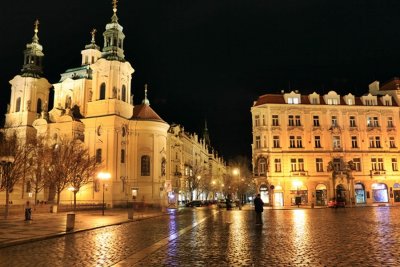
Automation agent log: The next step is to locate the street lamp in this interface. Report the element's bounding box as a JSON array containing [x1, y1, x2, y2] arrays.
[[98, 172, 111, 215]]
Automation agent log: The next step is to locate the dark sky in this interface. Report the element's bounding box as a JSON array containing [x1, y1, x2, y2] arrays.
[[1, 1, 400, 161]]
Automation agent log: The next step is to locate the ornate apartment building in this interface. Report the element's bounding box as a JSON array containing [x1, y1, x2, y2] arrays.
[[251, 79, 400, 207], [0, 2, 226, 208], [167, 124, 227, 205]]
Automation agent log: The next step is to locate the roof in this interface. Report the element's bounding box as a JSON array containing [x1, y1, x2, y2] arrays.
[[253, 93, 398, 107], [131, 104, 166, 123]]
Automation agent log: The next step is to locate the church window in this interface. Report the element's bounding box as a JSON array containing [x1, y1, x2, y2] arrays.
[[121, 149, 125, 163], [96, 149, 102, 163], [122, 85, 126, 102], [16, 97, 21, 112], [37, 98, 42, 114], [141, 155, 150, 176], [100, 83, 106, 100]]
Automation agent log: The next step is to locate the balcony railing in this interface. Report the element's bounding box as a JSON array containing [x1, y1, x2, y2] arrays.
[[291, 171, 308, 176], [370, 170, 386, 176]]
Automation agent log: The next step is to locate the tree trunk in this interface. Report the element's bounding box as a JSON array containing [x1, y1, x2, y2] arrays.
[[56, 191, 61, 205], [73, 191, 77, 211], [4, 189, 9, 219]]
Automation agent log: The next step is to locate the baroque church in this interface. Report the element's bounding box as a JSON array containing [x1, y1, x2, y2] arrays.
[[2, 2, 214, 208]]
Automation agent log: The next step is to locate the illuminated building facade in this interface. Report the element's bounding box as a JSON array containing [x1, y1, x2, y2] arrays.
[[252, 82, 400, 207], [0, 2, 226, 208]]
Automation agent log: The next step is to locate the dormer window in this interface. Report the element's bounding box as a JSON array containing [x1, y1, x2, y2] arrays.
[[327, 98, 339, 105], [288, 97, 299, 104], [361, 94, 377, 106], [381, 95, 392, 106], [309, 92, 320, 104]]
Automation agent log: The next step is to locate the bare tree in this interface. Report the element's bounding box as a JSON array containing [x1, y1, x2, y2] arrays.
[[44, 138, 102, 209], [69, 143, 101, 210], [186, 164, 204, 201], [30, 136, 51, 206], [0, 131, 32, 219]]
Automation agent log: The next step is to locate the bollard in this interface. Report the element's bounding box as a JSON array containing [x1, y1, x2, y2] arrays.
[[66, 213, 75, 231]]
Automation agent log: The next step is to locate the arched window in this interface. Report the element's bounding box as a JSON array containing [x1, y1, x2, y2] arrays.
[[121, 85, 126, 102], [141, 155, 150, 176], [16, 97, 21, 112], [37, 98, 42, 114], [99, 83, 106, 100]]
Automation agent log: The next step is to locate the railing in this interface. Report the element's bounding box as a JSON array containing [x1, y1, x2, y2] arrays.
[[370, 170, 386, 176]]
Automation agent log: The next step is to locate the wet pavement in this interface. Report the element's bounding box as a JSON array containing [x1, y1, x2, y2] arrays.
[[0, 206, 399, 266]]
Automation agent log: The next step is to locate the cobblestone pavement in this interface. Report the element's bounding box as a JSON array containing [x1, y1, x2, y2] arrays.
[[1, 206, 400, 267]]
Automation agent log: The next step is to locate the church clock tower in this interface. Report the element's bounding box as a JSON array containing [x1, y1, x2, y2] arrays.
[[5, 20, 51, 138]]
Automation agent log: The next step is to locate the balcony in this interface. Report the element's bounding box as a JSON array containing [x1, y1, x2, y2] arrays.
[[370, 170, 386, 176]]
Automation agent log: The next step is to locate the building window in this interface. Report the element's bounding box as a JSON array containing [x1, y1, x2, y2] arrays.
[[291, 158, 304, 171], [311, 97, 318, 104], [333, 158, 341, 171], [369, 136, 381, 148], [288, 97, 299, 104], [288, 115, 294, 126], [255, 136, 261, 149], [273, 136, 280, 148], [331, 116, 338, 127], [274, 158, 281, 172], [121, 149, 125, 163], [298, 158, 304, 171], [99, 83, 106, 100], [392, 158, 398, 171], [254, 115, 260, 127], [313, 116, 320, 127], [289, 136, 296, 148], [258, 157, 267, 175], [371, 158, 384, 171], [262, 115, 266, 126], [316, 158, 323, 172], [291, 158, 297, 171], [295, 115, 301, 126], [121, 85, 127, 102], [390, 137, 396, 148], [96, 149, 102, 163], [388, 117, 394, 128], [327, 98, 338, 105], [314, 136, 321, 148], [353, 158, 361, 171], [333, 136, 341, 149], [349, 116, 356, 127], [37, 98, 42, 114], [272, 115, 279, 126], [351, 136, 358, 148], [263, 136, 266, 148], [141, 155, 150, 176], [16, 97, 21, 112], [347, 98, 353, 105], [296, 136, 303, 148], [367, 116, 379, 127]]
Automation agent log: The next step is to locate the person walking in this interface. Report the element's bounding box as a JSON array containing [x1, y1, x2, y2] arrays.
[[254, 194, 264, 225]]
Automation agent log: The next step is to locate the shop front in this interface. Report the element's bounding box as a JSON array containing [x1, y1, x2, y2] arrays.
[[259, 184, 269, 204], [315, 184, 327, 206], [371, 183, 388, 203], [290, 181, 308, 205], [355, 183, 366, 204], [394, 183, 400, 203], [273, 185, 284, 207]]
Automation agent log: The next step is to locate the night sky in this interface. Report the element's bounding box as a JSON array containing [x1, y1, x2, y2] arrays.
[[1, 1, 400, 161]]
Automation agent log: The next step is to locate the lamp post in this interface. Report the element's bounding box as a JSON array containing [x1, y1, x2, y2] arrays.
[[98, 172, 111, 215]]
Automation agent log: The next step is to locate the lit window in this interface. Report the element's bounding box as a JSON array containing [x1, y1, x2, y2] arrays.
[[314, 136, 321, 148], [274, 158, 281, 172], [316, 158, 323, 172], [272, 115, 279, 126]]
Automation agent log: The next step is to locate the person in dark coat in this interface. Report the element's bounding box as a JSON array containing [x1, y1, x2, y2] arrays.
[[254, 194, 264, 225]]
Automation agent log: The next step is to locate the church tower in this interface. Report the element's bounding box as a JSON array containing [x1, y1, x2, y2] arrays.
[[86, 0, 134, 119], [5, 20, 51, 138]]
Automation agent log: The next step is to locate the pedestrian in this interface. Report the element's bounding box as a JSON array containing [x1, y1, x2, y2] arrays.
[[254, 194, 264, 225]]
